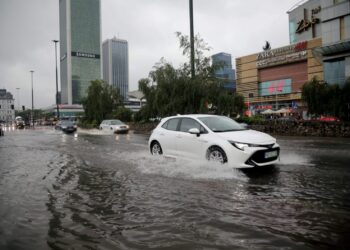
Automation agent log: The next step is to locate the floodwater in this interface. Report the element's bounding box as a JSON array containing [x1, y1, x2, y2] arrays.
[[0, 127, 349, 249]]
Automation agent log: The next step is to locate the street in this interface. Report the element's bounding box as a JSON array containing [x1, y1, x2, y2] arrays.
[[1, 128, 350, 249]]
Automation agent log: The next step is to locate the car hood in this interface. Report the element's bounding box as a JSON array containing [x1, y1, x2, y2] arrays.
[[217, 129, 276, 145]]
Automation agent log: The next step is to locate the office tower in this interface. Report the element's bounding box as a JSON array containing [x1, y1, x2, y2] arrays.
[[102, 37, 129, 100], [59, 0, 101, 104], [212, 52, 236, 91]]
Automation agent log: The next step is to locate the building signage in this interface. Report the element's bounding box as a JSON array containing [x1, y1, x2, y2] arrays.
[[256, 41, 307, 68], [296, 6, 321, 34], [259, 78, 292, 96], [71, 51, 100, 59]]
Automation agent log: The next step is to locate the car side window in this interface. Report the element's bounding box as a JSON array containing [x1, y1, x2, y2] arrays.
[[179, 118, 201, 132], [164, 118, 179, 131]]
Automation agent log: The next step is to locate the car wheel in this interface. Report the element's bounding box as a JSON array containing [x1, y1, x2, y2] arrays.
[[151, 141, 163, 155], [207, 146, 227, 164]]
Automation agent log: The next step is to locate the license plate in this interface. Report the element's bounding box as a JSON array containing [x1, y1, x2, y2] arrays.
[[265, 150, 278, 159]]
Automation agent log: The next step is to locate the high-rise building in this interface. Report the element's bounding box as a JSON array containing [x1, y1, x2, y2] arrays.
[[288, 0, 350, 86], [212, 52, 236, 91], [102, 37, 129, 100], [59, 0, 101, 105], [0, 89, 15, 124]]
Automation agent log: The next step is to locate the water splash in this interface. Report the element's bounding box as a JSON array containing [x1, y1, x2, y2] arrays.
[[115, 151, 248, 181], [278, 152, 315, 166]]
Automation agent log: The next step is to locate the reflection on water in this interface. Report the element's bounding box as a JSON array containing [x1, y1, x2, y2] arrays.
[[0, 130, 349, 249]]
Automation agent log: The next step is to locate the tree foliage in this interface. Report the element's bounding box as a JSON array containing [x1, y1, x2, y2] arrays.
[[302, 77, 350, 120], [136, 32, 244, 121], [82, 80, 123, 124]]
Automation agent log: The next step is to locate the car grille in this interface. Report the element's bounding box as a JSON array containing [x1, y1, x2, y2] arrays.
[[246, 147, 280, 165]]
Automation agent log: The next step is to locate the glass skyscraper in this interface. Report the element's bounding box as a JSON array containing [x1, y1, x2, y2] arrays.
[[102, 37, 129, 100], [59, 0, 101, 104], [212, 52, 236, 91]]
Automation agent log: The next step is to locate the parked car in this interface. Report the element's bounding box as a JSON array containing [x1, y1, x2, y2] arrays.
[[99, 119, 129, 134], [60, 120, 77, 134], [148, 114, 280, 168]]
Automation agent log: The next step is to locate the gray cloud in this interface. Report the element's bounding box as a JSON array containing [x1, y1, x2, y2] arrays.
[[0, 0, 297, 108]]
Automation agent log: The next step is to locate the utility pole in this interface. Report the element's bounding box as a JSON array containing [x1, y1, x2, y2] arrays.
[[30, 70, 34, 128], [189, 0, 195, 79], [52, 40, 60, 119]]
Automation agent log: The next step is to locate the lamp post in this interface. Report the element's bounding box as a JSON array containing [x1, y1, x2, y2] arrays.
[[30, 70, 34, 128], [52, 40, 60, 119], [189, 0, 195, 79]]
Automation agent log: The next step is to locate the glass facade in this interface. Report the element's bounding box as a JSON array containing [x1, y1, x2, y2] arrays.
[[59, 0, 101, 104], [102, 38, 129, 100], [211, 53, 236, 91], [324, 59, 346, 85]]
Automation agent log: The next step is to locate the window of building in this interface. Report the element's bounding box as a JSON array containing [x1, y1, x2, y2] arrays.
[[324, 58, 345, 85]]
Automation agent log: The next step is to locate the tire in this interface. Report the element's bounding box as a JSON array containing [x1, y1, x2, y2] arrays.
[[151, 141, 163, 155], [206, 146, 227, 164]]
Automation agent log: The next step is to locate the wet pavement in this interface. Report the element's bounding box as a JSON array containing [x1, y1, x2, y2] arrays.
[[0, 127, 350, 249]]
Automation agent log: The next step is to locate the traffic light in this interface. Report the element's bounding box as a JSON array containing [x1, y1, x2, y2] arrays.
[[11, 104, 14, 109], [22, 105, 25, 111]]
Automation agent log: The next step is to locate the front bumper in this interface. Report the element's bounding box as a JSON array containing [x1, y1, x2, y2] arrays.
[[227, 144, 280, 168]]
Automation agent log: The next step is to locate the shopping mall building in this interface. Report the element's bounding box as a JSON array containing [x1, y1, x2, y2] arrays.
[[236, 0, 350, 115]]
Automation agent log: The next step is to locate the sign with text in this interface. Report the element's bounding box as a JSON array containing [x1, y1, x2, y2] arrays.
[[71, 51, 100, 59], [256, 41, 307, 68], [259, 79, 292, 96]]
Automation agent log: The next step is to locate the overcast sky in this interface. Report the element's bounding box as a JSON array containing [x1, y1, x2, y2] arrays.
[[0, 0, 298, 108]]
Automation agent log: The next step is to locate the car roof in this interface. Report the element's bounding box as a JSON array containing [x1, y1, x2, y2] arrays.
[[164, 114, 220, 119]]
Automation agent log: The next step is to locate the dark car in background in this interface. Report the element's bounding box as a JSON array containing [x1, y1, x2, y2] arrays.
[[60, 120, 77, 134]]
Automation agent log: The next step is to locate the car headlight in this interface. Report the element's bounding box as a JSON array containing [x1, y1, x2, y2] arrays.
[[229, 141, 250, 150]]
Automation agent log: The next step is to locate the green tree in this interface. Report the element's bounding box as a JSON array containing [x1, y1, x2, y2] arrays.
[[111, 106, 133, 122], [82, 80, 123, 124], [302, 77, 350, 121], [137, 32, 244, 121]]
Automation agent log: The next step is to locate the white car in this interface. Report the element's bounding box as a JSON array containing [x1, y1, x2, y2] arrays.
[[99, 119, 129, 134], [148, 114, 280, 168]]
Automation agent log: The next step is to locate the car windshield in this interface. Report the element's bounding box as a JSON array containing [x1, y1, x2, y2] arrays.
[[61, 120, 74, 125], [110, 120, 123, 125], [198, 116, 246, 132]]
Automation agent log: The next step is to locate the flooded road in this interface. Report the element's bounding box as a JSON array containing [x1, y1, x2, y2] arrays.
[[0, 128, 350, 249]]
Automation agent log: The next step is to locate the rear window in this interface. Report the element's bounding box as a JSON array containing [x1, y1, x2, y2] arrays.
[[161, 118, 179, 131]]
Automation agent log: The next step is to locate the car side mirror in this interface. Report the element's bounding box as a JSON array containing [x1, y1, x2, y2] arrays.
[[188, 128, 200, 137]]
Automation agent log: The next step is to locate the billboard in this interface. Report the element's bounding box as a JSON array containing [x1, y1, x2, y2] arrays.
[[259, 79, 292, 96]]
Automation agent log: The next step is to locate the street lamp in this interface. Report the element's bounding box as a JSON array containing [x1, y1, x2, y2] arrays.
[[30, 70, 34, 128], [189, 0, 195, 79], [52, 40, 60, 119]]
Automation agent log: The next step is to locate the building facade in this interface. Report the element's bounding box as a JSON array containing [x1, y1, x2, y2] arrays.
[[59, 0, 101, 105], [236, 38, 323, 113], [0, 89, 15, 123], [289, 0, 350, 85], [102, 37, 129, 100], [236, 0, 350, 115], [212, 52, 236, 91]]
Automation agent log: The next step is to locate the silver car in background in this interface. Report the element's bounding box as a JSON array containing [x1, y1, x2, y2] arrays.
[[99, 119, 129, 134]]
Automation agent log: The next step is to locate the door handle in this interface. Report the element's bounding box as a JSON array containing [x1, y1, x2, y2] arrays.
[[160, 133, 164, 136], [176, 135, 182, 138]]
